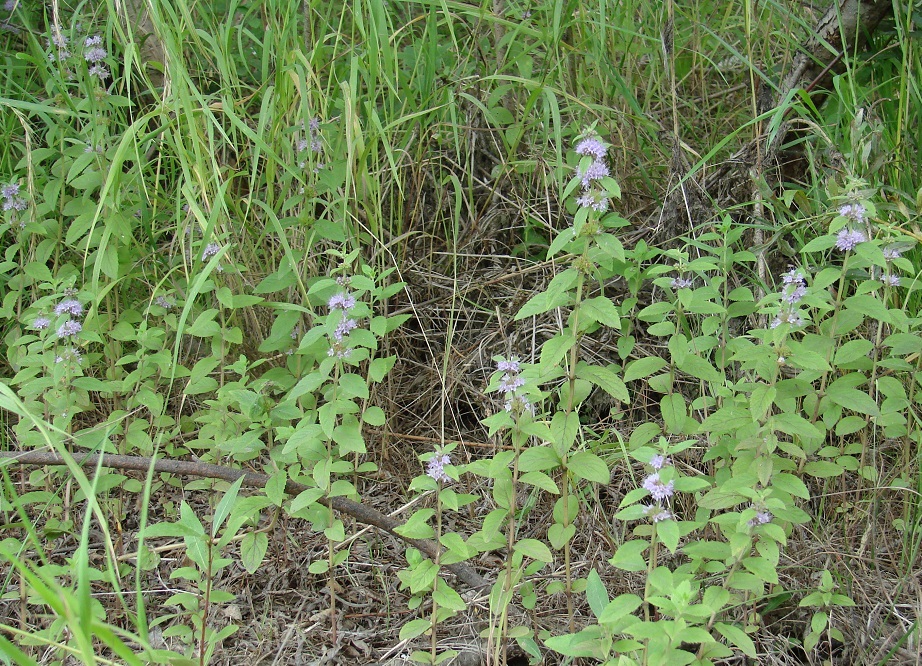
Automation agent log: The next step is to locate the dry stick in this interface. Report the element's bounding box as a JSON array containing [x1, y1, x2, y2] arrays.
[[0, 451, 490, 591]]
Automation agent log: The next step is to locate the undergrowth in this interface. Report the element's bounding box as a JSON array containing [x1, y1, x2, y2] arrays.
[[1, 0, 921, 664]]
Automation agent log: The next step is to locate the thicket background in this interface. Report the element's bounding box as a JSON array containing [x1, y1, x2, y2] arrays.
[[1, 0, 920, 664]]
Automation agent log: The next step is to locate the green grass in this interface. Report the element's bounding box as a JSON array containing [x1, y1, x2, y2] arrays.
[[1, 0, 921, 663]]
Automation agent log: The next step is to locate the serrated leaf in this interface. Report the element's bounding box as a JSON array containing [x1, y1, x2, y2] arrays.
[[741, 556, 779, 584], [661, 393, 686, 435], [574, 362, 628, 403], [825, 385, 879, 416], [581, 296, 621, 329]]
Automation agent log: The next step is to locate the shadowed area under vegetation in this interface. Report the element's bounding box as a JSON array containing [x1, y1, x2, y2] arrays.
[[1, 0, 921, 664]]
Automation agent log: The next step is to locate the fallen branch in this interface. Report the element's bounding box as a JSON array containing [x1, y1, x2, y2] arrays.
[[0, 450, 490, 591]]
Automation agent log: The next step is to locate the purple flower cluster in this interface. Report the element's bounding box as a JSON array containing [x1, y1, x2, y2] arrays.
[[326, 285, 363, 360], [573, 133, 610, 213], [882, 246, 902, 262], [835, 227, 866, 252], [496, 356, 531, 416], [1, 0, 20, 34], [297, 117, 323, 169], [770, 268, 807, 330], [47, 31, 71, 61], [201, 242, 221, 261], [838, 203, 866, 223], [640, 454, 675, 523], [84, 35, 109, 81], [642, 472, 675, 501], [670, 276, 693, 290], [2, 182, 28, 214], [426, 453, 452, 483], [747, 505, 773, 528]]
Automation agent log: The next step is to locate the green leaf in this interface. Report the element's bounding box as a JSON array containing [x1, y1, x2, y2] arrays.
[[609, 540, 649, 572], [519, 446, 561, 472], [394, 510, 436, 540], [399, 618, 431, 641], [825, 385, 879, 416], [750, 384, 775, 421], [239, 532, 268, 574], [661, 393, 686, 435], [212, 475, 245, 537], [544, 626, 606, 659], [289, 488, 325, 515], [845, 295, 891, 324], [657, 519, 680, 553], [574, 362, 628, 403], [772, 473, 810, 499], [515, 269, 578, 319], [598, 593, 643, 625], [514, 539, 553, 563], [567, 452, 610, 484], [624, 356, 667, 383], [676, 353, 722, 382], [432, 579, 467, 611], [338, 373, 369, 399], [802, 461, 843, 478], [741, 556, 779, 584], [834, 339, 874, 365], [585, 569, 610, 619], [540, 333, 577, 373], [581, 296, 621, 329], [547, 523, 576, 549], [519, 471, 560, 494], [714, 623, 757, 658], [368, 356, 397, 382]]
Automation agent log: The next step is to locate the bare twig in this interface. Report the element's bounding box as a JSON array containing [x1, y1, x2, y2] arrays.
[[0, 450, 491, 590]]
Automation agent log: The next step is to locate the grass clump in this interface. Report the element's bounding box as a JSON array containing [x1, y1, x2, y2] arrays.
[[1, 0, 921, 664]]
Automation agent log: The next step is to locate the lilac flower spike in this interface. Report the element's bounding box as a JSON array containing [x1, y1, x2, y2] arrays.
[[645, 505, 673, 522], [576, 191, 609, 213], [885, 274, 901, 287], [835, 227, 866, 252], [426, 453, 452, 483], [496, 358, 520, 374], [201, 242, 221, 260], [642, 472, 675, 501], [882, 247, 902, 261], [334, 317, 358, 340], [838, 203, 866, 223], [575, 136, 607, 160], [748, 508, 773, 527], [57, 320, 82, 339], [328, 292, 356, 311], [577, 160, 610, 189], [2, 182, 28, 211], [671, 276, 693, 289], [33, 316, 50, 330], [54, 299, 83, 317], [649, 454, 671, 471]]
